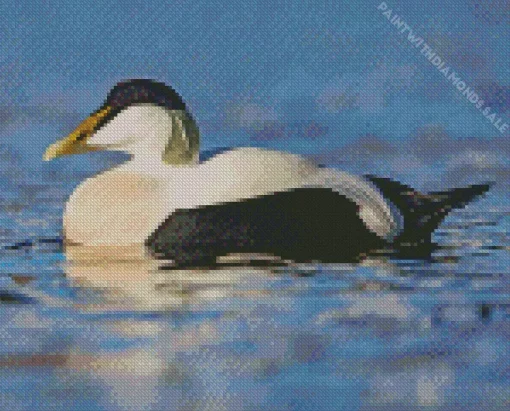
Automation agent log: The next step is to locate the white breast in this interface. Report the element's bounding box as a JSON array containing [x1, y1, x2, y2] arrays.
[[64, 171, 168, 245]]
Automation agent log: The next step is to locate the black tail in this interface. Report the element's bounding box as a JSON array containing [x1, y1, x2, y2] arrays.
[[365, 176, 493, 247]]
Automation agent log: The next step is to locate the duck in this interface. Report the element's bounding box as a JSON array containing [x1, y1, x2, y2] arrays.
[[43, 79, 491, 266]]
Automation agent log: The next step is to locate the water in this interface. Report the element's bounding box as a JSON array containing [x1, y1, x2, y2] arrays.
[[0, 179, 508, 410]]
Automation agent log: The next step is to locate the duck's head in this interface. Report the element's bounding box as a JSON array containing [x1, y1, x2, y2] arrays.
[[43, 79, 199, 165]]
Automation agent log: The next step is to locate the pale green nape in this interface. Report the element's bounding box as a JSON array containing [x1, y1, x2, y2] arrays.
[[162, 110, 200, 165]]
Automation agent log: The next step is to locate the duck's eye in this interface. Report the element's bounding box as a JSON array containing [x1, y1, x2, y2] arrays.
[[75, 132, 87, 142]]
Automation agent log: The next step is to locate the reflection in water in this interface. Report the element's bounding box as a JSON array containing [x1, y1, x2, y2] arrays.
[[64, 245, 280, 311], [0, 211, 509, 410]]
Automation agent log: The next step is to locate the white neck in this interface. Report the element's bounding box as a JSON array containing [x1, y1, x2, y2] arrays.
[[125, 120, 171, 162]]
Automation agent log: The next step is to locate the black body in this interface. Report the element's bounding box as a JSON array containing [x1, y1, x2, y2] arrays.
[[146, 178, 491, 267], [147, 188, 385, 266]]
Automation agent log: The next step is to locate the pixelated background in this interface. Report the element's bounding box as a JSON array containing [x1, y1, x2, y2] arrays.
[[0, 1, 508, 410]]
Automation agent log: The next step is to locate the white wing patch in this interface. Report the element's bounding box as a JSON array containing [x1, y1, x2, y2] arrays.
[[303, 168, 403, 240]]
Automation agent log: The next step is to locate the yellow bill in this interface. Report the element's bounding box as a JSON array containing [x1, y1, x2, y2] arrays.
[[43, 106, 112, 161]]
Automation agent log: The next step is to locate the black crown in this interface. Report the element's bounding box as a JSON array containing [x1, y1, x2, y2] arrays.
[[105, 79, 186, 111]]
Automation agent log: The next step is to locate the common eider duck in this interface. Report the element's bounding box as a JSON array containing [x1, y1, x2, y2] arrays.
[[43, 79, 491, 266]]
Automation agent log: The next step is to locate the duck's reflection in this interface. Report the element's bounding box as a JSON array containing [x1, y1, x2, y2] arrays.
[[1, 246, 502, 410], [58, 246, 295, 409], [63, 245, 285, 312]]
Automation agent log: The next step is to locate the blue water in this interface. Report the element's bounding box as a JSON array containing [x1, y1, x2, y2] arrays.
[[0, 177, 508, 411]]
